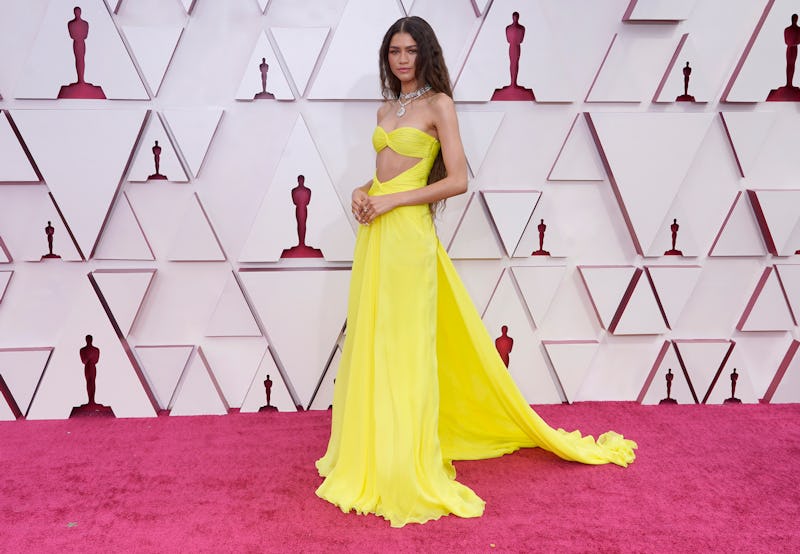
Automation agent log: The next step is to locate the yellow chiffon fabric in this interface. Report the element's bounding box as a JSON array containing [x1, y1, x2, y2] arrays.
[[315, 126, 637, 527]]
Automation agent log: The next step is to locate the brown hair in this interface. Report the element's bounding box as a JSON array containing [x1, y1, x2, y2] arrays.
[[379, 16, 452, 214]]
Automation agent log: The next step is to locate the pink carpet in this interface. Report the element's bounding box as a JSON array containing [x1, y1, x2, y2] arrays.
[[1, 402, 798, 553]]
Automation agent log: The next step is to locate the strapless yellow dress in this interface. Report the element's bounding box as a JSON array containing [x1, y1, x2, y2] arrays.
[[315, 126, 637, 527]]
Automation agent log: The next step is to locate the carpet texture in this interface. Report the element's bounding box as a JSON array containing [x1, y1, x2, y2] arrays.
[[1, 402, 798, 553]]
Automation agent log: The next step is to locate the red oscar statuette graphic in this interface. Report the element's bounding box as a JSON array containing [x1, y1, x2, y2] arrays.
[[664, 218, 683, 256], [676, 62, 696, 102], [70, 335, 114, 417], [148, 140, 167, 180], [259, 374, 278, 412], [767, 13, 800, 101], [254, 58, 276, 100], [494, 325, 514, 368], [659, 367, 678, 404], [491, 12, 536, 101], [281, 175, 324, 258], [57, 7, 106, 99], [41, 220, 61, 260], [723, 368, 742, 404], [531, 218, 550, 256]]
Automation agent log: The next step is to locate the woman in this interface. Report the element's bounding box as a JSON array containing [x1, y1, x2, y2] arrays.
[[315, 16, 636, 528]]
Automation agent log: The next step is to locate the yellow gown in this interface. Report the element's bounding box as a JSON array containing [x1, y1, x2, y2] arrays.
[[315, 126, 637, 527]]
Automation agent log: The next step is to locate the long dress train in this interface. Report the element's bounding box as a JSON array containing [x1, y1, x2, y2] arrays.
[[315, 126, 637, 527]]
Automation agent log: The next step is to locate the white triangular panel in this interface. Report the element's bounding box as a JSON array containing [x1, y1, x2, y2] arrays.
[[400, 0, 415, 14], [238, 269, 350, 408], [10, 109, 146, 257], [162, 108, 223, 178], [256, 0, 271, 13], [770, 342, 800, 403], [92, 269, 155, 336], [623, 0, 697, 20], [452, 260, 503, 316], [588, 112, 714, 254], [94, 192, 154, 261], [447, 193, 503, 259], [239, 350, 296, 412], [645, 265, 702, 328], [0, 113, 38, 182], [238, 115, 354, 262], [26, 277, 156, 419], [121, 25, 183, 95], [308, 0, 402, 99], [0, 348, 52, 415], [482, 191, 540, 257], [738, 268, 795, 332], [654, 35, 713, 103], [457, 111, 504, 177], [167, 193, 226, 261], [205, 273, 261, 337], [639, 343, 696, 405], [724, 0, 800, 102], [201, 338, 267, 408], [15, 0, 148, 99], [750, 190, 800, 256], [482, 270, 561, 404], [729, 334, 793, 399], [0, 188, 82, 261], [309, 346, 340, 411], [775, 264, 800, 323], [135, 345, 193, 410], [515, 198, 568, 258], [613, 273, 668, 335], [455, 0, 574, 102], [586, 34, 678, 103], [128, 113, 188, 182], [674, 340, 733, 404], [471, 0, 490, 15], [511, 265, 566, 326], [548, 113, 605, 181], [542, 341, 598, 402], [170, 350, 228, 416], [0, 394, 15, 421], [235, 31, 294, 100], [270, 27, 329, 96], [577, 266, 636, 330], [0, 271, 12, 303], [103, 0, 123, 13], [709, 192, 768, 257], [719, 112, 777, 177]]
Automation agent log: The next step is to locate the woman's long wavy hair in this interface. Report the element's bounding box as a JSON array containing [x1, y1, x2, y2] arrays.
[[379, 16, 452, 215]]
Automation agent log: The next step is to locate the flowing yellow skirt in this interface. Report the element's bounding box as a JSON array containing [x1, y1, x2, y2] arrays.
[[316, 173, 637, 527]]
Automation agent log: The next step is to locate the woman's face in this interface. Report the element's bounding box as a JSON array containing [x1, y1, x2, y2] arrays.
[[388, 32, 418, 86]]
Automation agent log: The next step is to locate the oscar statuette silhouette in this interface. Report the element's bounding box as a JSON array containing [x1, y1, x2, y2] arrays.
[[723, 368, 742, 404], [41, 221, 61, 259], [57, 7, 106, 99], [659, 368, 678, 404], [254, 58, 276, 100], [148, 140, 167, 180], [491, 12, 536, 101], [531, 219, 550, 256], [664, 219, 683, 256], [281, 175, 324, 258], [70, 335, 114, 416], [676, 62, 696, 102], [767, 14, 800, 101], [494, 326, 514, 368], [259, 374, 278, 412]]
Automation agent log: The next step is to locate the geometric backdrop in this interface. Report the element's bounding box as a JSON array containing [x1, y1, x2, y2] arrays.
[[0, 0, 799, 420]]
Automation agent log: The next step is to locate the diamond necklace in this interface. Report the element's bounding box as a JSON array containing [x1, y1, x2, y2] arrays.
[[396, 84, 431, 117]]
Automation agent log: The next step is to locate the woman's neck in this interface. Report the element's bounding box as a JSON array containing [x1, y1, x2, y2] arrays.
[[400, 81, 420, 95]]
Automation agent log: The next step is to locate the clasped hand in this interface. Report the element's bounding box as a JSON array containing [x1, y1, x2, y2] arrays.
[[352, 189, 398, 225]]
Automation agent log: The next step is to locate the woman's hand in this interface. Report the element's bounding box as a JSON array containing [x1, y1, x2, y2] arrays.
[[352, 188, 370, 224], [362, 193, 401, 224]]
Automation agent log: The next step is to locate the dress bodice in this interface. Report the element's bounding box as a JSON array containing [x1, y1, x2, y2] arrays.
[[372, 126, 440, 161], [371, 126, 441, 192]]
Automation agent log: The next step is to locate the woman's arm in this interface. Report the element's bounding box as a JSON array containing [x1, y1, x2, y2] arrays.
[[363, 94, 468, 222]]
